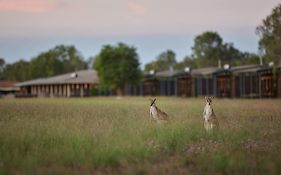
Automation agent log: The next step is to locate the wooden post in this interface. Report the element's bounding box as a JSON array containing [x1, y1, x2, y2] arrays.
[[31, 86, 34, 95], [67, 84, 71, 97], [50, 85, 53, 97], [62, 85, 65, 97], [191, 78, 195, 97], [79, 84, 84, 97], [174, 78, 177, 96], [213, 76, 217, 97]]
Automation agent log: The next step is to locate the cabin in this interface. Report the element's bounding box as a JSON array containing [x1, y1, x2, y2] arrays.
[[191, 67, 219, 97], [16, 70, 98, 97], [156, 70, 178, 96], [142, 72, 159, 96], [142, 70, 178, 96], [175, 68, 192, 97], [258, 66, 276, 98], [277, 64, 281, 98], [215, 65, 232, 98], [0, 80, 20, 97], [231, 65, 262, 98]]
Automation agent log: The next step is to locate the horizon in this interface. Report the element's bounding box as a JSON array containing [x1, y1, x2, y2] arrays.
[[0, 0, 280, 66]]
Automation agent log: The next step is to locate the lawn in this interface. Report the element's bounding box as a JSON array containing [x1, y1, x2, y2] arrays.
[[0, 97, 281, 175]]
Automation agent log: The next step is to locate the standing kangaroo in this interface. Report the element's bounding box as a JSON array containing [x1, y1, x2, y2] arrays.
[[149, 98, 170, 123], [203, 96, 219, 131]]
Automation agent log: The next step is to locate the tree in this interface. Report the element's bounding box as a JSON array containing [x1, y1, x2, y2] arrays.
[[144, 50, 177, 72], [3, 60, 30, 81], [88, 56, 97, 69], [174, 56, 197, 69], [53, 45, 87, 73], [192, 31, 225, 67], [191, 31, 248, 67], [256, 3, 281, 64], [94, 43, 142, 95], [241, 52, 260, 65], [29, 45, 87, 79], [0, 58, 5, 79], [29, 52, 64, 79]]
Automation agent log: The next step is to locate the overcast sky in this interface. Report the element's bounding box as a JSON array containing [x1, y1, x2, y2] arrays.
[[0, 0, 280, 66]]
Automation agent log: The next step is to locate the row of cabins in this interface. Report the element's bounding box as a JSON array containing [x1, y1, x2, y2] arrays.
[[14, 64, 281, 98], [125, 64, 281, 98]]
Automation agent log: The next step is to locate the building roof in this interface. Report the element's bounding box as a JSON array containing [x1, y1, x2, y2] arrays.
[[150, 64, 279, 78], [16, 70, 98, 87], [143, 69, 180, 79], [231, 64, 277, 74], [155, 70, 180, 78], [191, 67, 220, 76]]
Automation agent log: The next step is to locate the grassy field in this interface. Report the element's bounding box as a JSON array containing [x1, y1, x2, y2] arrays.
[[0, 97, 281, 175]]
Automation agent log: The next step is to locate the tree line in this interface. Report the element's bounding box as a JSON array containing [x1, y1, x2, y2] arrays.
[[0, 3, 280, 95], [145, 32, 261, 72], [0, 45, 88, 82]]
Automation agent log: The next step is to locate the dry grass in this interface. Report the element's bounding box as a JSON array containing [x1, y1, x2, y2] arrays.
[[0, 97, 281, 175]]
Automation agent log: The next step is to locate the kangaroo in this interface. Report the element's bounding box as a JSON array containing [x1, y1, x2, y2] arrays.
[[203, 96, 219, 131], [149, 98, 170, 123]]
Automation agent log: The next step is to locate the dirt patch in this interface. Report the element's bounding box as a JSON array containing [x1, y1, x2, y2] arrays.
[[185, 139, 226, 156]]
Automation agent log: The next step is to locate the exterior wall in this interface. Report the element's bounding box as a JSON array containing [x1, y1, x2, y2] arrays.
[[260, 70, 275, 98], [194, 76, 215, 97], [276, 68, 281, 98], [19, 83, 93, 97], [233, 73, 260, 98], [143, 79, 159, 96], [216, 75, 231, 98], [176, 76, 192, 97], [139, 78, 176, 96], [16, 66, 281, 98], [159, 79, 175, 96]]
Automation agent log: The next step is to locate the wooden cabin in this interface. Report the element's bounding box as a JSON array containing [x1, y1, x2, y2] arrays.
[[141, 70, 178, 96], [259, 66, 277, 98], [277, 65, 281, 98], [142, 72, 159, 96], [156, 70, 177, 96], [191, 67, 219, 97], [175, 70, 192, 97], [231, 65, 261, 98], [16, 70, 98, 97], [215, 68, 232, 98]]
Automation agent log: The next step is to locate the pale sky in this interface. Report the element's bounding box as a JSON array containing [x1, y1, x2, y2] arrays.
[[0, 0, 280, 66]]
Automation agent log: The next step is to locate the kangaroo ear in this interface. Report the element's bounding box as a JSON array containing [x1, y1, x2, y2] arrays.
[[150, 98, 156, 106], [205, 96, 208, 100]]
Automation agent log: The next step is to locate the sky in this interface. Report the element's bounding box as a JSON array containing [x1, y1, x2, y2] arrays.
[[0, 0, 280, 67]]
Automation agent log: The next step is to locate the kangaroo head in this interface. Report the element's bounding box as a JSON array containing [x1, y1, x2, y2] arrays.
[[205, 96, 214, 105], [150, 98, 156, 107]]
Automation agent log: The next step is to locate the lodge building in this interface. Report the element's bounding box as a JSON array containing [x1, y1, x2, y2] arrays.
[[16, 70, 98, 97], [127, 63, 281, 98], [15, 64, 281, 98]]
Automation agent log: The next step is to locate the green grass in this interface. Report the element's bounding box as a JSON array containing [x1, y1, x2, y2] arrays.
[[0, 97, 281, 175]]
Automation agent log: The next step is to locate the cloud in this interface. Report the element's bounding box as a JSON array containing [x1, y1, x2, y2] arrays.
[[127, 1, 146, 15], [0, 0, 60, 13]]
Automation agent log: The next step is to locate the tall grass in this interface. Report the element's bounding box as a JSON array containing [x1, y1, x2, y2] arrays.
[[0, 97, 281, 174]]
